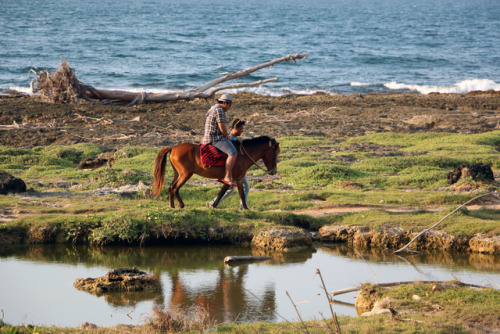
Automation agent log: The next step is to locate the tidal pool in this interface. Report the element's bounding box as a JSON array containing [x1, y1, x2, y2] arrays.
[[0, 243, 498, 327]]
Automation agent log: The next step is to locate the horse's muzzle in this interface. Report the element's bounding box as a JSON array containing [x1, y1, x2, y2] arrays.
[[268, 168, 277, 175]]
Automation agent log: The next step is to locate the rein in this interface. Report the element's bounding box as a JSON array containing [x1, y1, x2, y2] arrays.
[[239, 141, 273, 175]]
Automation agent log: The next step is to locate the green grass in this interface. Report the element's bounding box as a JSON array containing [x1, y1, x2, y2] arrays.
[[0, 131, 499, 240]]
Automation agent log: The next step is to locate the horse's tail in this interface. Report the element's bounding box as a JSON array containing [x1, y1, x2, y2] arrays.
[[152, 146, 172, 198]]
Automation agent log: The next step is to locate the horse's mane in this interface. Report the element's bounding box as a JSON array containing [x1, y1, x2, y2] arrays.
[[234, 136, 276, 148]]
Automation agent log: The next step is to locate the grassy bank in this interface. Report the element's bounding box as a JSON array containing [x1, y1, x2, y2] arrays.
[[1, 282, 498, 333]]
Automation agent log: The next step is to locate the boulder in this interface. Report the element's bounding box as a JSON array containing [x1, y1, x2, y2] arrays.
[[74, 267, 161, 294], [318, 225, 369, 242], [412, 230, 463, 251], [78, 151, 128, 169], [355, 284, 384, 315], [361, 298, 393, 317], [370, 227, 407, 249], [251, 227, 312, 252], [0, 171, 26, 195], [447, 164, 494, 184], [469, 234, 500, 254]]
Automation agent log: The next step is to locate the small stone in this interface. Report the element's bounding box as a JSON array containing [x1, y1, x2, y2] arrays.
[[80, 322, 97, 329], [412, 294, 421, 300]]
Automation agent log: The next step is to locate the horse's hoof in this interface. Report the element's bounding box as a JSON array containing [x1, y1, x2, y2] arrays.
[[206, 201, 213, 208]]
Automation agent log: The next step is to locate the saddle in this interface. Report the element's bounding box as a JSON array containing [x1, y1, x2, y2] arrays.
[[200, 143, 227, 167]]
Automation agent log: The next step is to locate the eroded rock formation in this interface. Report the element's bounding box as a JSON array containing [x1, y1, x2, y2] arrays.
[[251, 227, 312, 252], [74, 267, 161, 294], [447, 164, 495, 184], [318, 224, 500, 254]]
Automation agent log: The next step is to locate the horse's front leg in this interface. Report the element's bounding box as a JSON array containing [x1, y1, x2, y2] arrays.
[[212, 184, 231, 208], [237, 181, 248, 210]]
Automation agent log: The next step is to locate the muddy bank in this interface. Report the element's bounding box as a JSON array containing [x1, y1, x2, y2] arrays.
[[0, 92, 499, 150]]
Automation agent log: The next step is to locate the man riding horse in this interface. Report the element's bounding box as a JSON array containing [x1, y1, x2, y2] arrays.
[[152, 94, 280, 209], [202, 94, 237, 187]]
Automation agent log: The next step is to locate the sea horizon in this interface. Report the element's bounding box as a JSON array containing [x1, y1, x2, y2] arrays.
[[1, 0, 499, 97]]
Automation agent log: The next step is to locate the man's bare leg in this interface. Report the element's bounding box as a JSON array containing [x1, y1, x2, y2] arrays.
[[224, 155, 237, 183]]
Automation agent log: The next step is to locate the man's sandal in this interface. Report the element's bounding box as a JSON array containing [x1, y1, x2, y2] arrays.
[[217, 179, 236, 187]]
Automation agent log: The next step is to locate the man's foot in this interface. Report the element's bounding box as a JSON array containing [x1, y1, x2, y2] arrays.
[[217, 179, 236, 187]]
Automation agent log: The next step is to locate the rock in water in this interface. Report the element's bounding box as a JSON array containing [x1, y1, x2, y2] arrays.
[[74, 267, 161, 293], [251, 227, 312, 252]]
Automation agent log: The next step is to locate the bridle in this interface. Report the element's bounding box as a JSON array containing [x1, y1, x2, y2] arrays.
[[239, 140, 274, 175]]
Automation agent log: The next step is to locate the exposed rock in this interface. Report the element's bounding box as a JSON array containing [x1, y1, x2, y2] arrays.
[[318, 224, 500, 254], [74, 267, 161, 294], [90, 181, 149, 197], [78, 151, 128, 169], [371, 227, 408, 249], [0, 171, 26, 195], [251, 227, 312, 252], [361, 297, 393, 317], [412, 230, 465, 251], [469, 234, 500, 254], [80, 322, 97, 329], [403, 114, 438, 129], [355, 284, 384, 315], [318, 225, 369, 242], [447, 164, 495, 184]]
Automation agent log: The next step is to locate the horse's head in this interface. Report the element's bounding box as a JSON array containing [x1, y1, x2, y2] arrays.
[[261, 139, 280, 175], [239, 136, 280, 175]]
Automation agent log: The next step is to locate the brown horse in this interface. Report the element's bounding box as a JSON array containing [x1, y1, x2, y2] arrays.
[[152, 136, 280, 209]]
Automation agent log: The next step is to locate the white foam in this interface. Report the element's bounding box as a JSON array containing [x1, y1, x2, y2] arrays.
[[384, 79, 500, 94], [350, 82, 370, 86], [226, 86, 335, 96], [3, 86, 33, 95]]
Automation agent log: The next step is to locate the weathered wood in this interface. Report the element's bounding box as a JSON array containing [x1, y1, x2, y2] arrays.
[[32, 53, 308, 105], [331, 280, 484, 296], [223, 256, 273, 263]]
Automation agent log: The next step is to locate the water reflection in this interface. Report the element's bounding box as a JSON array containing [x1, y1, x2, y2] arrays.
[[0, 243, 498, 327], [319, 243, 500, 272]]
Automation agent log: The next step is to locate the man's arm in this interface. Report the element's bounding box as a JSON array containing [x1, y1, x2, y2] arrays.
[[218, 122, 229, 138]]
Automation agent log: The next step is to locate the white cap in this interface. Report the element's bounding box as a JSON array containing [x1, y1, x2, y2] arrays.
[[218, 94, 233, 103]]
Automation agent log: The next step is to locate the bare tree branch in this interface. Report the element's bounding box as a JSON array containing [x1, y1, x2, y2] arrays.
[[32, 53, 308, 104], [394, 191, 499, 254]]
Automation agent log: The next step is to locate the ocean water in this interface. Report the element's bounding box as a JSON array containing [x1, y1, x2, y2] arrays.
[[1, 0, 499, 96]]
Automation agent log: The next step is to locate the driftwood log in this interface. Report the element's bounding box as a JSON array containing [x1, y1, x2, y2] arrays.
[[223, 256, 273, 263], [31, 53, 308, 105]]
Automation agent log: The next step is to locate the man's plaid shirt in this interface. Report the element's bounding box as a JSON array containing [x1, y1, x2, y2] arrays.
[[202, 104, 227, 144]]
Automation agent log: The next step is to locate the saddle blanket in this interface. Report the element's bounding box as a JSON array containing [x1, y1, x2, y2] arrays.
[[200, 143, 227, 167]]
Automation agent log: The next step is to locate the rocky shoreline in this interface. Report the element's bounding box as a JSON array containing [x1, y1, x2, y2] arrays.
[[0, 91, 499, 149]]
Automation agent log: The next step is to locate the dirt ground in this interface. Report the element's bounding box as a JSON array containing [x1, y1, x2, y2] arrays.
[[0, 91, 499, 150]]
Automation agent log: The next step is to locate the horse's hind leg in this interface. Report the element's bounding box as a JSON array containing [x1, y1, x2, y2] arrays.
[[168, 168, 180, 208], [171, 172, 193, 208]]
